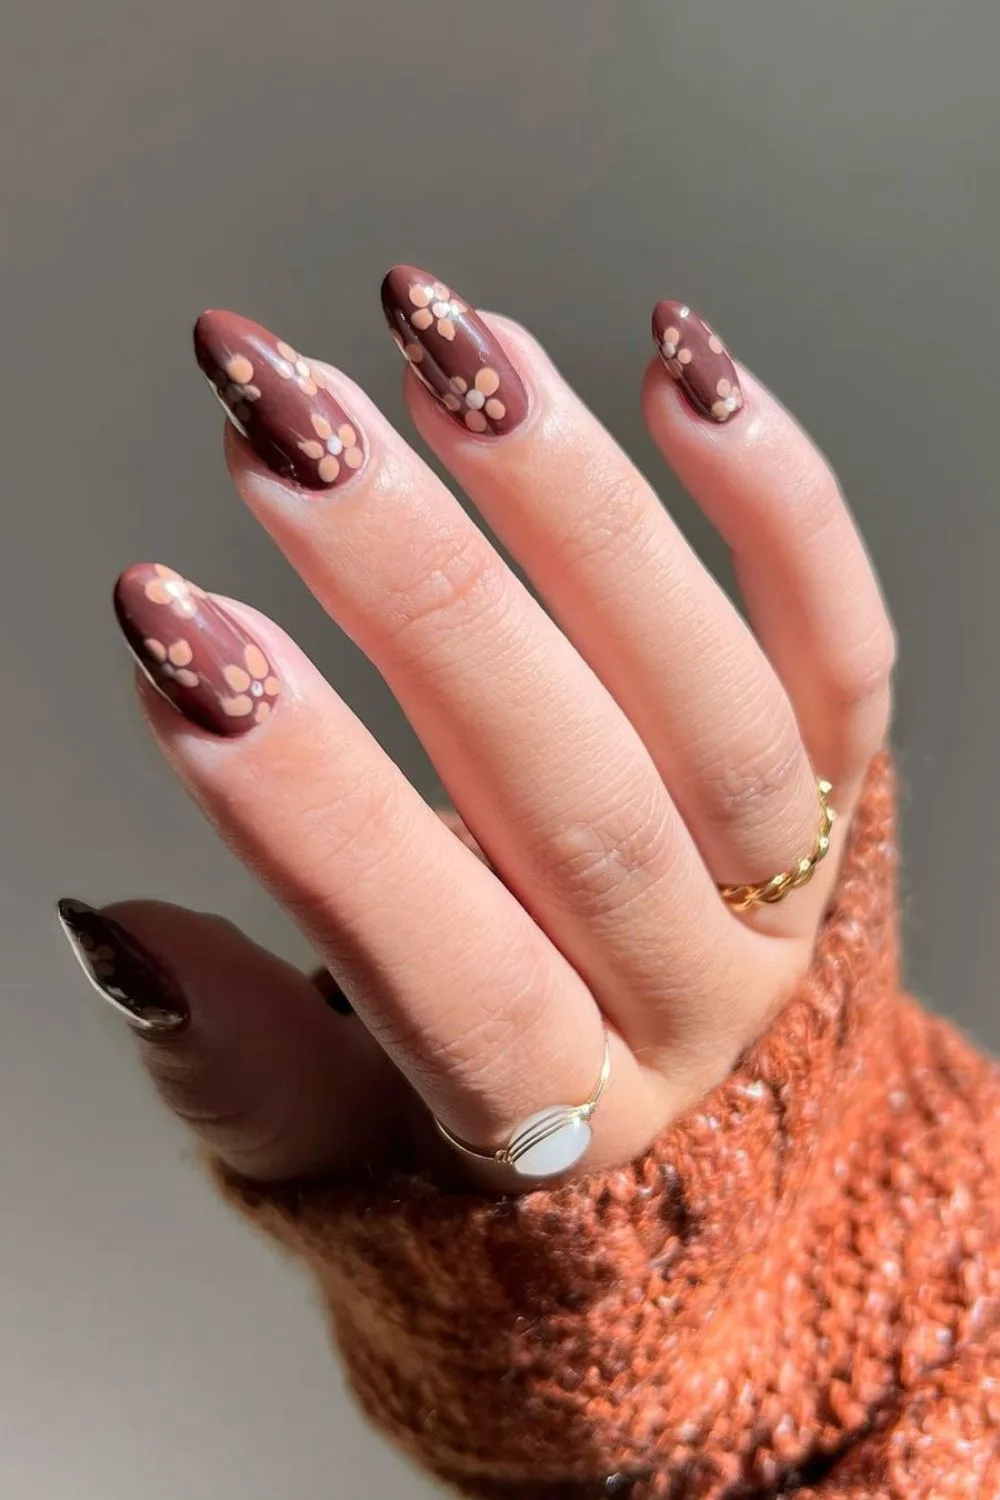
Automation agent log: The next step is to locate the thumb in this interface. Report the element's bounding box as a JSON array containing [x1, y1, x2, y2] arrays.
[[57, 897, 399, 1181]]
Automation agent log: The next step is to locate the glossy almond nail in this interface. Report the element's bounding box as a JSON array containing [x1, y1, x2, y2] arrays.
[[652, 301, 743, 423], [381, 265, 528, 436], [57, 898, 189, 1035], [193, 310, 367, 492], [114, 564, 281, 737]]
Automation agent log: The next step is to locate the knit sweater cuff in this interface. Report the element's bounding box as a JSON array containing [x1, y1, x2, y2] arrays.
[[213, 753, 1000, 1494]]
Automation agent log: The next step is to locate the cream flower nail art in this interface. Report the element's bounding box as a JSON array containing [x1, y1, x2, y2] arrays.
[[116, 563, 283, 739], [275, 341, 319, 395], [143, 565, 208, 619], [80, 932, 115, 978], [711, 377, 742, 420], [211, 354, 262, 429], [221, 643, 282, 723], [143, 637, 200, 688], [659, 320, 695, 376], [381, 265, 529, 436], [442, 369, 507, 433], [297, 414, 365, 485], [652, 300, 743, 425], [408, 280, 467, 341], [194, 311, 368, 493]]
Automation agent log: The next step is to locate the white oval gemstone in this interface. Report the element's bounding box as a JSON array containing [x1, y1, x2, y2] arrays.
[[507, 1108, 592, 1179]]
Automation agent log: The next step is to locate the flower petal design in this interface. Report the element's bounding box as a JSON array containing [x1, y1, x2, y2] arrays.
[[318, 455, 341, 483], [167, 640, 193, 667], [409, 285, 432, 309], [344, 446, 364, 469], [465, 410, 488, 433], [244, 644, 270, 681], [144, 638, 167, 662], [475, 368, 500, 396], [223, 664, 251, 692], [312, 414, 334, 440], [437, 318, 456, 341], [226, 355, 254, 384], [411, 308, 433, 331], [221, 695, 254, 718], [299, 440, 325, 460], [173, 668, 200, 688]]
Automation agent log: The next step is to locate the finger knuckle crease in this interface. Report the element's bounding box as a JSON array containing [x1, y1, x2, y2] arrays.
[[537, 796, 672, 914], [379, 530, 506, 646], [702, 736, 805, 829]]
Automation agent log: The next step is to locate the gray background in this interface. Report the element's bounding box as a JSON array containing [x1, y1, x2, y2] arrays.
[[1, 1, 996, 1495]]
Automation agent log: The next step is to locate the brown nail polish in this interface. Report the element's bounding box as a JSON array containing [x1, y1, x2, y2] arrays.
[[56, 898, 189, 1035], [193, 310, 367, 492], [114, 564, 281, 737], [651, 301, 743, 423], [381, 265, 528, 436]]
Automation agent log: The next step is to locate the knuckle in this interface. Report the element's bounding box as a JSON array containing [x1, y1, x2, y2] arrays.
[[145, 1054, 285, 1168], [700, 725, 806, 832], [829, 618, 898, 716], [376, 932, 555, 1094], [534, 782, 675, 918], [827, 621, 897, 765], [551, 463, 659, 574], [376, 524, 508, 652]]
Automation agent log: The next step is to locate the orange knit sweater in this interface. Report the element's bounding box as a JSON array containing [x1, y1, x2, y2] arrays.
[[218, 756, 1000, 1496]]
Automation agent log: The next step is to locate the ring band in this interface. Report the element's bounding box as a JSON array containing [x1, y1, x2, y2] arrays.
[[434, 1030, 612, 1180], [719, 777, 836, 913]]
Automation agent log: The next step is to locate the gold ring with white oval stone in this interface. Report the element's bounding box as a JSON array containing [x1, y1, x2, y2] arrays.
[[433, 1030, 612, 1181]]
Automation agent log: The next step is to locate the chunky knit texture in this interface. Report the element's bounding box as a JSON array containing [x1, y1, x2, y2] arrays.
[[217, 755, 1000, 1496]]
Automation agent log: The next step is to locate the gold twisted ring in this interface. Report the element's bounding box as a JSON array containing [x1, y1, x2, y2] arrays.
[[719, 778, 836, 913]]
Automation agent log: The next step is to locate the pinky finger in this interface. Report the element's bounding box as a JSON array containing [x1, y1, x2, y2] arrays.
[[643, 320, 896, 799], [56, 897, 398, 1181]]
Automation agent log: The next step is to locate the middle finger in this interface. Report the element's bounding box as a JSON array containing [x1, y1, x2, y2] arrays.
[[193, 311, 751, 1050]]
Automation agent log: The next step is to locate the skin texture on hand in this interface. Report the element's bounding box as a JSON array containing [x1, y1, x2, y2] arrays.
[[58, 268, 894, 1190]]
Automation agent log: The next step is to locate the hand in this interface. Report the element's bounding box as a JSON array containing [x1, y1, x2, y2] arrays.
[[59, 274, 894, 1188]]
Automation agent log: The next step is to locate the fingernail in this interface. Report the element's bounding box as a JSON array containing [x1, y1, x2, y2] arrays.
[[56, 898, 189, 1035], [114, 564, 282, 737], [380, 265, 528, 436], [651, 301, 743, 423], [193, 310, 367, 492], [310, 968, 354, 1016]]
